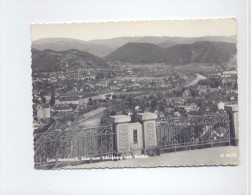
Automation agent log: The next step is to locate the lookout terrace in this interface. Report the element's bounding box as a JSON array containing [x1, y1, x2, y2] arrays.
[[34, 104, 238, 169]]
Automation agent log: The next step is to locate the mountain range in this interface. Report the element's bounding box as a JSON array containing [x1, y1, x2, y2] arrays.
[[104, 41, 236, 65], [32, 36, 237, 71], [32, 36, 236, 57]]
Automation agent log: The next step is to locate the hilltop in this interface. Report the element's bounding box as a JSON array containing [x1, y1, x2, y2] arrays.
[[104, 41, 236, 65], [103, 42, 165, 63], [31, 48, 109, 72], [32, 38, 113, 57], [32, 35, 236, 57]]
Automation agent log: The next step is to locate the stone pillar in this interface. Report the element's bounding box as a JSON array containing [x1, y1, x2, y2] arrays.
[[137, 112, 158, 149], [110, 115, 131, 155], [224, 105, 239, 146], [127, 122, 143, 155]]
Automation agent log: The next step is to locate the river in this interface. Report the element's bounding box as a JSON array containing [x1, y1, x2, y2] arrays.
[[185, 73, 206, 87], [69, 108, 105, 130]]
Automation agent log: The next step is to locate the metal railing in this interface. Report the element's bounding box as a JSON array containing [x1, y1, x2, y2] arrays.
[[34, 113, 232, 169], [34, 125, 114, 169], [156, 114, 230, 152]]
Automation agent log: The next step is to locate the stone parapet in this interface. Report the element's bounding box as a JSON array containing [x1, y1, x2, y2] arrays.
[[116, 123, 130, 153], [110, 115, 131, 124], [137, 112, 158, 122], [137, 112, 158, 149]]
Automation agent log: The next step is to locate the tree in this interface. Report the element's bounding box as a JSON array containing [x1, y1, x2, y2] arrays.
[[93, 99, 98, 107], [96, 73, 105, 79], [131, 111, 139, 122], [87, 98, 93, 106], [110, 110, 116, 116], [41, 96, 46, 104], [50, 91, 55, 106], [70, 116, 75, 122], [190, 88, 199, 97], [69, 103, 77, 110]]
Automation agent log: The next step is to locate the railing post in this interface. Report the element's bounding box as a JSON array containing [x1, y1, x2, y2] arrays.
[[137, 112, 158, 150], [110, 115, 131, 155], [224, 105, 239, 146]]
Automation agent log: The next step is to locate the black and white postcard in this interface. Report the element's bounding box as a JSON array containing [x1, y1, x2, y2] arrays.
[[31, 19, 239, 169]]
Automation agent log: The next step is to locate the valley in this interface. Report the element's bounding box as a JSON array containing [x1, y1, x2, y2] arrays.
[[32, 36, 237, 136]]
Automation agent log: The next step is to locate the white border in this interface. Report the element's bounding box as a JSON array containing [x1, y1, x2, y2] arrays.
[[0, 0, 249, 195]]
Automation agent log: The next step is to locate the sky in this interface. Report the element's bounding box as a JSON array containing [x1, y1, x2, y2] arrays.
[[31, 19, 236, 41]]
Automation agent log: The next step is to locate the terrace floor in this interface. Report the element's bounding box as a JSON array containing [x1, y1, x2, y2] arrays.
[[63, 146, 239, 169]]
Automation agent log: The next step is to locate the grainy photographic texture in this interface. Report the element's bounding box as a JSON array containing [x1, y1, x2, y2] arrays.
[[31, 19, 239, 169]]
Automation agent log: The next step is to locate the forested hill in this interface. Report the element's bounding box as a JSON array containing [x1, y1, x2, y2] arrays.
[[31, 48, 109, 72], [104, 41, 236, 65]]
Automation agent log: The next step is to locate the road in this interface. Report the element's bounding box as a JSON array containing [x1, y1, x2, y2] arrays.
[[75, 111, 104, 129], [185, 73, 206, 87], [69, 107, 106, 130]]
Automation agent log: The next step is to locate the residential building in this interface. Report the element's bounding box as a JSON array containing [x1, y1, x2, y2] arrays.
[[37, 105, 50, 120], [218, 101, 225, 110], [182, 89, 191, 97]]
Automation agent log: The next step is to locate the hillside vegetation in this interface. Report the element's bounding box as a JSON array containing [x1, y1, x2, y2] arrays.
[[104, 41, 236, 65], [32, 48, 108, 72]]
